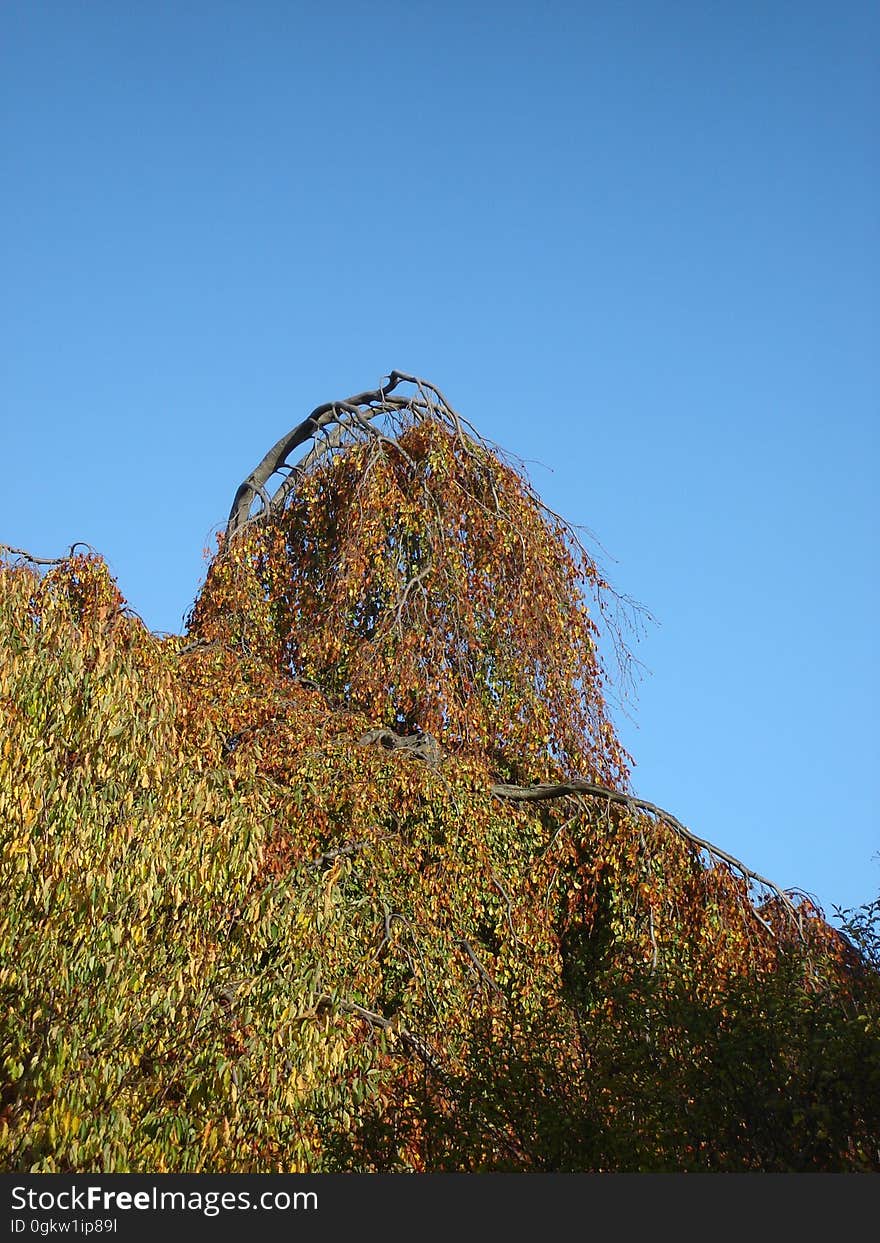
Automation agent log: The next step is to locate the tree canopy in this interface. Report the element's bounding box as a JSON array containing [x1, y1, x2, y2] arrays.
[[2, 373, 878, 1172]]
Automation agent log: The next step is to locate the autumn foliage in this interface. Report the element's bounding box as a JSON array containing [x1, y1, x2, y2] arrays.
[[189, 415, 630, 787], [2, 376, 878, 1172]]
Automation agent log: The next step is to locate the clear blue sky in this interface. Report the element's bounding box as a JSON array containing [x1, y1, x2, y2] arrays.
[[2, 2, 877, 917]]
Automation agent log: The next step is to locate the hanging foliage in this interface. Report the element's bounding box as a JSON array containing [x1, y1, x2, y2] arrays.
[[189, 373, 636, 785]]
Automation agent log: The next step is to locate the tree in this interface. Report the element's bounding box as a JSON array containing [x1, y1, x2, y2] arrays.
[[191, 370, 633, 785], [1, 373, 877, 1172]]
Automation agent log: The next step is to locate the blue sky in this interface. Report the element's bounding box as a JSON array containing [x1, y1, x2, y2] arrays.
[[2, 1, 877, 917]]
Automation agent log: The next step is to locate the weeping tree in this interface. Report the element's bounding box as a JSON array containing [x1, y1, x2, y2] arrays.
[[190, 370, 636, 786], [189, 370, 821, 925], [2, 372, 878, 1173]]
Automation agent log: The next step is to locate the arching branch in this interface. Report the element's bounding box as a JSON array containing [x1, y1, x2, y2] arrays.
[[352, 726, 805, 936], [490, 778, 804, 930], [224, 370, 491, 539], [0, 542, 95, 567], [225, 370, 455, 538]]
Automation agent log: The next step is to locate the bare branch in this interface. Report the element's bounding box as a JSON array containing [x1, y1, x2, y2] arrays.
[[338, 1000, 449, 1082], [0, 542, 95, 566], [225, 373, 413, 536], [455, 938, 504, 997], [357, 726, 444, 766], [224, 371, 491, 540]]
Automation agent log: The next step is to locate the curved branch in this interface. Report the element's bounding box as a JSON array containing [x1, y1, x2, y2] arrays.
[[351, 725, 802, 934], [0, 542, 94, 567], [490, 778, 803, 932], [225, 372, 413, 537], [223, 371, 483, 540], [339, 1000, 449, 1082]]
